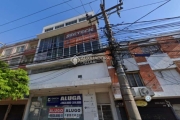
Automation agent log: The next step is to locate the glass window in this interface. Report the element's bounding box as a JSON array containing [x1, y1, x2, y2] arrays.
[[66, 20, 77, 26], [120, 50, 132, 59], [141, 45, 162, 54], [79, 17, 87, 22], [97, 105, 113, 120], [77, 44, 84, 53], [45, 27, 53, 32], [16, 46, 25, 53], [84, 42, 92, 52], [126, 73, 144, 87], [92, 41, 99, 51], [64, 48, 69, 57], [70, 46, 76, 56], [9, 57, 21, 65], [55, 24, 64, 29], [4, 48, 13, 56]]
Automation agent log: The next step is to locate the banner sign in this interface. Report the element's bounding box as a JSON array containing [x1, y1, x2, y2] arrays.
[[64, 107, 82, 118], [48, 107, 64, 118], [47, 94, 83, 106]]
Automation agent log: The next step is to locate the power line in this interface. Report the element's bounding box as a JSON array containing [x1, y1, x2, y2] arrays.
[[0, 0, 98, 35], [63, 0, 81, 15], [122, 0, 171, 30], [0, 0, 73, 27], [80, 0, 87, 13], [30, 68, 74, 84]]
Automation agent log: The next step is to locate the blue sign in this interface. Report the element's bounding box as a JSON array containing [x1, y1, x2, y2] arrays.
[[47, 94, 82, 106]]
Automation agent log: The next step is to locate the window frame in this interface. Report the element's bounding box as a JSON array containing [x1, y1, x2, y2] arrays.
[[126, 72, 144, 87], [16, 45, 25, 53], [140, 44, 162, 55]]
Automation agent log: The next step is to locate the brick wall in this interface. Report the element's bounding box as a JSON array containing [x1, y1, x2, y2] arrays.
[[157, 36, 180, 58]]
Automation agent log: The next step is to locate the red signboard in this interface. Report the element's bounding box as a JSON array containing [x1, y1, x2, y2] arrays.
[[64, 25, 99, 48], [48, 107, 64, 118]]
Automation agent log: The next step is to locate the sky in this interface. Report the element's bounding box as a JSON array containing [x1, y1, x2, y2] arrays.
[[0, 0, 179, 45]]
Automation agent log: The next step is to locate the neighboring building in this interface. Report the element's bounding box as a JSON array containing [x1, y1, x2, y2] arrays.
[[0, 38, 38, 120], [23, 12, 118, 120], [111, 34, 180, 120]]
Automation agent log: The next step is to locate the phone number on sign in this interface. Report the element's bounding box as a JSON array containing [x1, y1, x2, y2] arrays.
[[48, 113, 63, 118]]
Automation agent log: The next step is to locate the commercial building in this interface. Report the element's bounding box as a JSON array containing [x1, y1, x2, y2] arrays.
[[112, 34, 180, 120], [22, 12, 119, 120]]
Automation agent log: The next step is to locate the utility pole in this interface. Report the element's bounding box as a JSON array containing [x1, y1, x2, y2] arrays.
[[87, 2, 142, 120]]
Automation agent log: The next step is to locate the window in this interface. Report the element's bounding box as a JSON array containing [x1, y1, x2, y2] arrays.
[[16, 46, 25, 53], [98, 105, 113, 120], [44, 27, 53, 32], [120, 50, 132, 59], [9, 57, 21, 65], [55, 24, 64, 29], [126, 73, 144, 87], [4, 48, 13, 56], [141, 45, 162, 54], [65, 20, 77, 26], [79, 17, 87, 22]]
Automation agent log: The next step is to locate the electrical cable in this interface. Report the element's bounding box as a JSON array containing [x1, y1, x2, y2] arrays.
[[80, 0, 87, 13], [0, 0, 98, 35], [30, 68, 74, 84], [63, 0, 81, 15], [0, 0, 73, 27], [122, 0, 171, 30]]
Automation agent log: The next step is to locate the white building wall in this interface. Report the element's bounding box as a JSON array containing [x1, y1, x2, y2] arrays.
[[29, 63, 111, 90]]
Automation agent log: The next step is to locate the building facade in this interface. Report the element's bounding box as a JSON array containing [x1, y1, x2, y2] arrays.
[[22, 12, 118, 120], [0, 38, 38, 120], [111, 35, 180, 120]]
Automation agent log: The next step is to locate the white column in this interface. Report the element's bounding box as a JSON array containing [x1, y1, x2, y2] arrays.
[[79, 89, 99, 120], [23, 94, 33, 120], [109, 88, 119, 120]]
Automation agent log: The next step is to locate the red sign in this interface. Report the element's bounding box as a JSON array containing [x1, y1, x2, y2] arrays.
[[64, 25, 98, 48], [48, 108, 64, 118]]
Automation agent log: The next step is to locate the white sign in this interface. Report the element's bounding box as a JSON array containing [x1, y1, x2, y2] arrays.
[[64, 107, 82, 118]]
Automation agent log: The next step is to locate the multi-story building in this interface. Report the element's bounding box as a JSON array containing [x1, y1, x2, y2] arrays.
[[0, 38, 38, 120], [111, 34, 180, 120], [23, 12, 119, 120]]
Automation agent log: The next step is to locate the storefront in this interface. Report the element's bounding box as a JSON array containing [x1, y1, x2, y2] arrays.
[[115, 99, 180, 120], [0, 99, 28, 120], [26, 89, 117, 120], [27, 94, 84, 120]]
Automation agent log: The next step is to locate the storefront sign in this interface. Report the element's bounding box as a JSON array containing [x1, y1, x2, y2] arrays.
[[47, 94, 83, 106], [135, 100, 148, 107], [64, 107, 82, 118], [48, 107, 64, 118]]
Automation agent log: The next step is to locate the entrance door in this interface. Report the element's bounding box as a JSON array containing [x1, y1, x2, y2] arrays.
[[0, 105, 8, 120], [97, 105, 113, 120], [138, 107, 177, 120], [6, 105, 25, 120]]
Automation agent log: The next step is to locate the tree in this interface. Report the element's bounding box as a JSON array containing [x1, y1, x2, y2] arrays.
[[0, 60, 29, 100]]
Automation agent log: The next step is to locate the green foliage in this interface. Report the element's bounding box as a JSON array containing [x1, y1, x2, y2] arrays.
[[0, 60, 29, 100]]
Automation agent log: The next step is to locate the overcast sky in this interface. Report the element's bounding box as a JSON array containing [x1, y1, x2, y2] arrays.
[[0, 0, 179, 45]]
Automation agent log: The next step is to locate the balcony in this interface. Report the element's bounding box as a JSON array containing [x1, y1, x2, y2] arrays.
[[22, 47, 36, 55]]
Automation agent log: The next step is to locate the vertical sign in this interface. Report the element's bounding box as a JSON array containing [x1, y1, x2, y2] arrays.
[[48, 107, 64, 118]]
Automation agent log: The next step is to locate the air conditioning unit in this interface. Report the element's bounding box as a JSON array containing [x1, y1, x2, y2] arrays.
[[138, 87, 155, 96]]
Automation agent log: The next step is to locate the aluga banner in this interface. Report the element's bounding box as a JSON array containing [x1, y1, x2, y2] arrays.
[[47, 94, 83, 106], [64, 107, 82, 118], [48, 107, 64, 118]]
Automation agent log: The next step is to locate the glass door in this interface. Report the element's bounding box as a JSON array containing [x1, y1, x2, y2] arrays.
[[97, 105, 113, 120]]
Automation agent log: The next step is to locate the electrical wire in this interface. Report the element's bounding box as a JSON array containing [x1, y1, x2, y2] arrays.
[[122, 0, 171, 30], [0, 0, 73, 27], [63, 0, 81, 14], [80, 0, 87, 13], [0, 0, 98, 35], [30, 68, 74, 84]]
